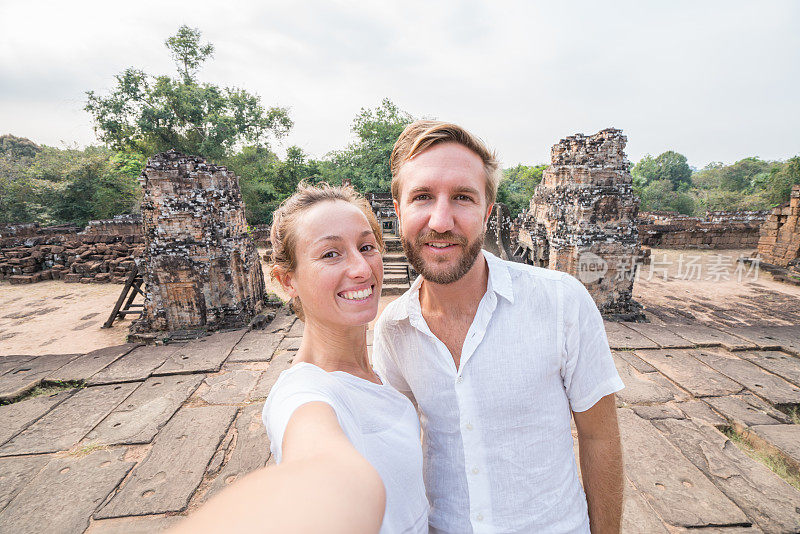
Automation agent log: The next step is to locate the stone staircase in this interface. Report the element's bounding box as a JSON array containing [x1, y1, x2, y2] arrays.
[[382, 235, 413, 296]]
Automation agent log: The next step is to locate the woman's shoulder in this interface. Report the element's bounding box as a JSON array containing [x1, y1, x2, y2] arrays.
[[267, 362, 342, 402]]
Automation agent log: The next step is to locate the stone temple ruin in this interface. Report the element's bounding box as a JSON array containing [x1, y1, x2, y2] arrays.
[[516, 128, 643, 320], [757, 183, 800, 281], [130, 151, 266, 337]]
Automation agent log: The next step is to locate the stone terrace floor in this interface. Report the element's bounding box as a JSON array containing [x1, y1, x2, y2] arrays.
[[1, 310, 800, 532]]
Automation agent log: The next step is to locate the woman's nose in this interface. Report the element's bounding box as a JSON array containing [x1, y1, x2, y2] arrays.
[[347, 250, 372, 279]]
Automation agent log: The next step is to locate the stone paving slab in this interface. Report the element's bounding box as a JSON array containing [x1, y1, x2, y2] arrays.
[[88, 344, 186, 385], [96, 405, 237, 518], [622, 479, 669, 533], [264, 307, 296, 334], [623, 322, 695, 348], [0, 353, 81, 401], [153, 330, 246, 375], [249, 349, 295, 400], [737, 350, 800, 387], [84, 374, 205, 446], [0, 355, 36, 376], [286, 319, 304, 337], [615, 350, 658, 373], [691, 348, 800, 407], [0, 383, 138, 456], [277, 335, 302, 351], [678, 399, 730, 427], [226, 329, 284, 363], [733, 326, 800, 355], [0, 449, 134, 534], [199, 369, 261, 404], [704, 394, 789, 428], [86, 515, 183, 534], [635, 349, 744, 398], [0, 455, 49, 513], [632, 403, 685, 421], [664, 324, 756, 351], [613, 354, 677, 405], [204, 403, 270, 501], [603, 322, 659, 349], [47, 344, 140, 383], [655, 418, 800, 533], [618, 408, 749, 528], [0, 389, 74, 446], [749, 424, 800, 469]]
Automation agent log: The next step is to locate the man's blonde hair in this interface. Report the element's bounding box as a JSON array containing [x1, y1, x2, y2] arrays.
[[390, 120, 501, 205]]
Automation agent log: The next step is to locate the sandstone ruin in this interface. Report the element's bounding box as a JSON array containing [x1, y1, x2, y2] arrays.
[[130, 151, 266, 336], [516, 128, 643, 320], [758, 184, 800, 278]]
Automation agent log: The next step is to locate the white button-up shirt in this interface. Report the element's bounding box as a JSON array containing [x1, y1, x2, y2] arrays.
[[373, 250, 624, 534]]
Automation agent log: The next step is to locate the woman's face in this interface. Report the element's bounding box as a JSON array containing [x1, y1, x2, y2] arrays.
[[281, 200, 383, 328]]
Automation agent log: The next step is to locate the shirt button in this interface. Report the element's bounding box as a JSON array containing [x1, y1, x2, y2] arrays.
[[476, 513, 484, 522], [456, 376, 463, 384], [465, 423, 473, 431], [471, 467, 479, 474]]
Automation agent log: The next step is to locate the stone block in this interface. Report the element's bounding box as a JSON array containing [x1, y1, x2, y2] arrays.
[[226, 330, 285, 363], [749, 424, 800, 470], [663, 325, 755, 350], [249, 350, 295, 400], [46, 344, 140, 383], [96, 405, 237, 518], [603, 322, 659, 349], [655, 418, 800, 533], [199, 370, 261, 404], [0, 389, 74, 446], [704, 394, 789, 428], [88, 344, 187, 385], [635, 349, 743, 398], [618, 409, 748, 528], [0, 353, 81, 402], [0, 449, 134, 534], [153, 329, 246, 375], [622, 322, 694, 348], [86, 516, 183, 533], [691, 348, 800, 407], [0, 455, 49, 513], [84, 374, 204, 446], [0, 383, 138, 455], [737, 350, 800, 387], [612, 353, 676, 405]]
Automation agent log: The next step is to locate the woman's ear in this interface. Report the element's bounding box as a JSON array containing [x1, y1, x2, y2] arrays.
[[272, 266, 298, 298]]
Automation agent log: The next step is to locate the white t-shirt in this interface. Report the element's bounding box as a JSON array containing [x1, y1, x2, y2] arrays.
[[372, 250, 625, 534], [262, 362, 429, 534]]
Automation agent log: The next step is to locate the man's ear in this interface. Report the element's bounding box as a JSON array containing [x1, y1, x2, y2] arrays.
[[483, 202, 495, 229], [272, 266, 298, 298], [392, 198, 402, 232]]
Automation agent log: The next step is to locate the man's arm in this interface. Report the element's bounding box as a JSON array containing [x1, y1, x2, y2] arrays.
[[169, 403, 386, 534], [573, 393, 623, 534]]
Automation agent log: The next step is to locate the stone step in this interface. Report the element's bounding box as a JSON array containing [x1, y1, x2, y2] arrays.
[[382, 253, 408, 263], [382, 283, 410, 296], [384, 275, 409, 285]]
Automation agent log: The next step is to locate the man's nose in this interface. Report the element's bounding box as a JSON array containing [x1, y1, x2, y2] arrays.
[[428, 198, 455, 233]]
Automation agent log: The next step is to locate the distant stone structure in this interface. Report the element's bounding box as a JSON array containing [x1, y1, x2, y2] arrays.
[[368, 192, 399, 236], [639, 210, 766, 249], [516, 128, 643, 320], [484, 203, 520, 262], [758, 184, 800, 276], [130, 151, 266, 335]]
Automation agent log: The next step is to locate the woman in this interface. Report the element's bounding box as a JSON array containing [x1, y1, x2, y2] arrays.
[[171, 183, 427, 534]]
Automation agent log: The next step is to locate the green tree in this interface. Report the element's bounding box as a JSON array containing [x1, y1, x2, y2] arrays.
[[497, 163, 546, 216], [632, 151, 692, 190], [85, 26, 292, 160], [330, 98, 415, 193], [0, 134, 41, 159], [764, 156, 800, 205]]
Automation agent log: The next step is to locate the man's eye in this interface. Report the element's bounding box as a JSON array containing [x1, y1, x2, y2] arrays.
[[455, 194, 474, 202], [413, 194, 430, 201]]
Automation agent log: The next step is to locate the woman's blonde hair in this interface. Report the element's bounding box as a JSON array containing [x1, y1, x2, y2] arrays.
[[269, 181, 384, 321]]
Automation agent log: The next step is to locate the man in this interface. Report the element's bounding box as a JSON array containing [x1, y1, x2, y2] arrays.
[[372, 121, 625, 534]]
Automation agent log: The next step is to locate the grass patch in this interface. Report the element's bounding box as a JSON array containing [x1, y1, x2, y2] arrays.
[[69, 442, 108, 457], [782, 405, 800, 425], [0, 380, 84, 406], [721, 426, 800, 491]]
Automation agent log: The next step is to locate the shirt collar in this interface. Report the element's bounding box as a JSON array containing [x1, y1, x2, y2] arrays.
[[387, 249, 515, 325]]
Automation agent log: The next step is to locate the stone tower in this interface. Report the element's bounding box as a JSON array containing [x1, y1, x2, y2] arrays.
[[519, 128, 643, 320], [130, 151, 266, 336]]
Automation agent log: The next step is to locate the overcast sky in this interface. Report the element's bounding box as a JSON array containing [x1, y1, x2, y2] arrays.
[[1, 0, 798, 168]]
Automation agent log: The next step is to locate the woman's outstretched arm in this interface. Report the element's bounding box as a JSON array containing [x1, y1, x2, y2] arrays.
[[169, 402, 386, 534]]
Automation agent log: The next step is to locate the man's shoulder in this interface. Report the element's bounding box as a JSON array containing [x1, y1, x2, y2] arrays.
[[495, 257, 575, 291], [374, 288, 413, 328]]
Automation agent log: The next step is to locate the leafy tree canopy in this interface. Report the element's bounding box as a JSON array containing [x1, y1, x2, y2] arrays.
[[497, 163, 546, 217], [0, 134, 41, 159], [329, 98, 415, 193], [85, 25, 292, 160], [632, 151, 692, 190]]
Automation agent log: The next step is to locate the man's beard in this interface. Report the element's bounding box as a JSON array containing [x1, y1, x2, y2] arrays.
[[403, 230, 484, 285]]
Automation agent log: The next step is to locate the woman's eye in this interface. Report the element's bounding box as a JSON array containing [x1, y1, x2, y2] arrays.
[[322, 251, 340, 259], [360, 244, 375, 252]]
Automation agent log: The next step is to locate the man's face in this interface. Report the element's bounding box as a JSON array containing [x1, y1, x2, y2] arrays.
[[393, 142, 493, 285]]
